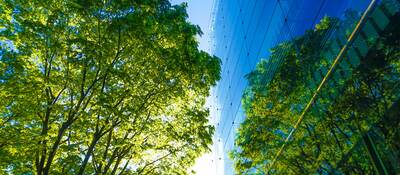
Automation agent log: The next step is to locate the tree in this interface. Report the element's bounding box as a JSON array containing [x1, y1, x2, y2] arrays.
[[0, 0, 220, 174]]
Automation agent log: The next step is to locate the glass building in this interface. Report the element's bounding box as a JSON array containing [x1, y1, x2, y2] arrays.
[[210, 0, 400, 174]]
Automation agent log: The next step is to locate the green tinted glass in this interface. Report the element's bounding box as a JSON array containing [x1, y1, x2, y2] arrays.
[[347, 48, 361, 68], [354, 37, 369, 57], [362, 21, 379, 44], [371, 7, 390, 31]]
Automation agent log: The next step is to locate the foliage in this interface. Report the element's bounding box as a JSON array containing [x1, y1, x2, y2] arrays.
[[0, 0, 220, 174]]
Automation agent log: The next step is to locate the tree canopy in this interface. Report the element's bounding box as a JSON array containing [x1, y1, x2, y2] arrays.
[[0, 0, 220, 174], [230, 2, 400, 174]]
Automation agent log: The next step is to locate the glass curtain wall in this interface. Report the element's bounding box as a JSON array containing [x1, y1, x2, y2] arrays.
[[226, 0, 400, 174], [211, 0, 399, 174]]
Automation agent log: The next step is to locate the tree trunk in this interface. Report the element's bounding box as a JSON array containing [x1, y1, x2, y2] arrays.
[[78, 133, 101, 175]]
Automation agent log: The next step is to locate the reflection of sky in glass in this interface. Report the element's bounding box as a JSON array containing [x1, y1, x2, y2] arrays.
[[212, 0, 371, 174]]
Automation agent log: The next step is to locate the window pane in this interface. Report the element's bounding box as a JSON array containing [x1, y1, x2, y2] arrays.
[[371, 7, 390, 31]]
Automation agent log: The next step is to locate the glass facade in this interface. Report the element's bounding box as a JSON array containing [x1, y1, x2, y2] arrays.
[[210, 0, 400, 174]]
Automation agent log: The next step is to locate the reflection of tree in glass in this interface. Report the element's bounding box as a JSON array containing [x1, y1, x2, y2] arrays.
[[231, 7, 400, 174]]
